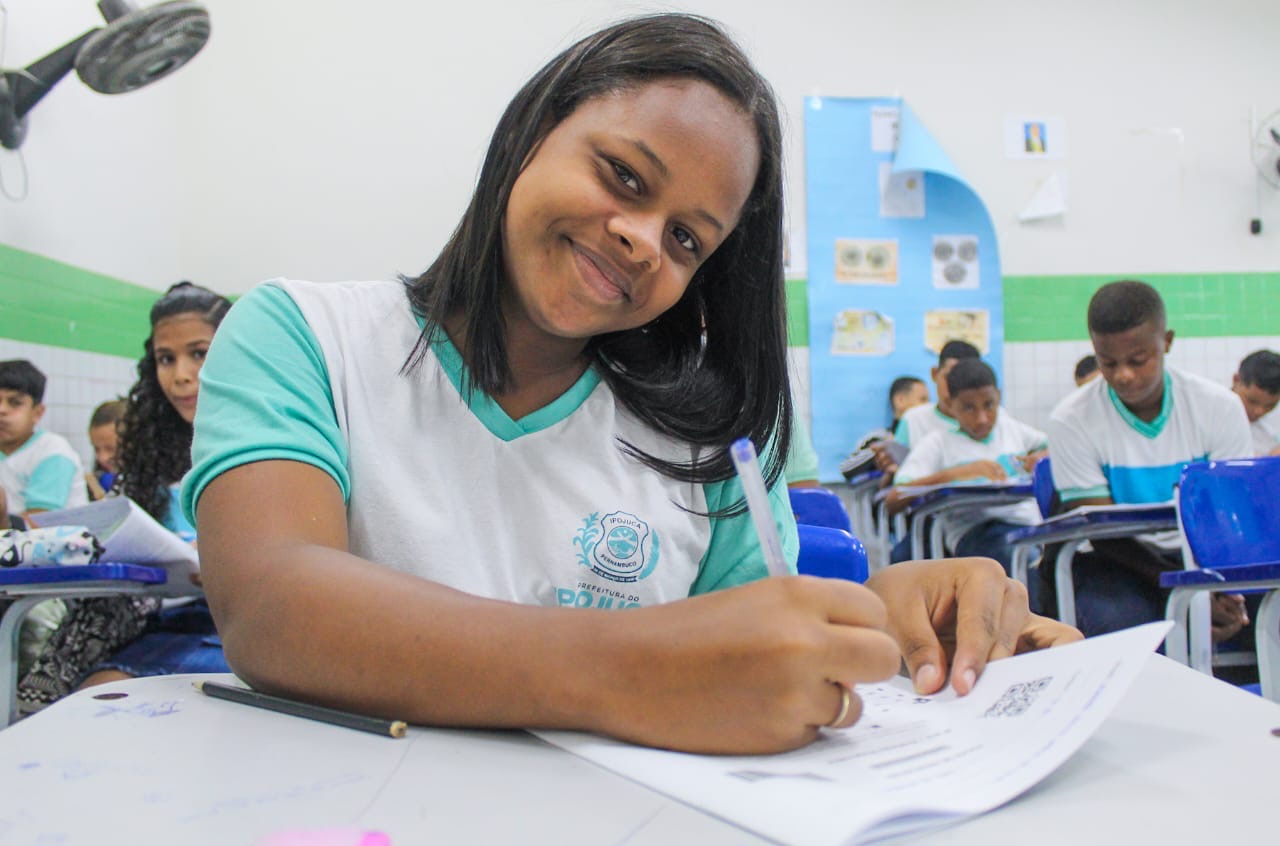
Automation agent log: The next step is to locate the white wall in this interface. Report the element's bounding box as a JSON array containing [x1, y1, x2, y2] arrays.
[[171, 0, 1280, 290], [0, 0, 185, 289], [4, 0, 1278, 288]]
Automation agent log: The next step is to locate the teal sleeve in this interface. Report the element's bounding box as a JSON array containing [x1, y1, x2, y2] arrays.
[[784, 416, 820, 484], [690, 471, 799, 595], [24, 455, 78, 511], [181, 283, 350, 525], [163, 485, 196, 542]]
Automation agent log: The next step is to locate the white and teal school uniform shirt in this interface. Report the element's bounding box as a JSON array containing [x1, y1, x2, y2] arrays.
[[1251, 417, 1279, 456], [0, 430, 88, 513], [894, 403, 956, 451], [1047, 368, 1251, 548], [894, 415, 1047, 552], [183, 280, 798, 610]]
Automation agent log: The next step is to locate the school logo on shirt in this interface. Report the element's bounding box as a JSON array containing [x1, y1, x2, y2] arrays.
[[573, 510, 659, 583]]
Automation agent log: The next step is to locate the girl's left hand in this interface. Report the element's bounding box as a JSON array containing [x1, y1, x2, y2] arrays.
[[865, 557, 1082, 695]]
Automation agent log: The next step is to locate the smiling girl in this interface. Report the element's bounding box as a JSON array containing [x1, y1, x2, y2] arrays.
[[186, 14, 1075, 754]]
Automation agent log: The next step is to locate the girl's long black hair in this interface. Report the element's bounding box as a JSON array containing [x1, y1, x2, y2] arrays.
[[116, 282, 232, 522], [403, 14, 791, 501]]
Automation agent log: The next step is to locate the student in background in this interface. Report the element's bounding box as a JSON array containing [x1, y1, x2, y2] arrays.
[[0, 359, 89, 520], [183, 14, 1077, 755], [888, 375, 929, 435], [1046, 280, 1251, 638], [894, 341, 981, 450], [18, 282, 233, 712], [890, 361, 1046, 597], [1231, 349, 1280, 456], [1073, 354, 1099, 387], [85, 398, 126, 500]]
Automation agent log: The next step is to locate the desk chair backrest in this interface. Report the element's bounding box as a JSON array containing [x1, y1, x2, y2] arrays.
[[1179, 457, 1280, 568], [796, 524, 868, 583], [788, 488, 853, 533], [1032, 457, 1055, 519]]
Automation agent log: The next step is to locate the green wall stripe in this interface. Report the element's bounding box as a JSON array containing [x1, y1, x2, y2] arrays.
[[785, 277, 808, 347], [0, 244, 154, 359], [1004, 272, 1280, 342]]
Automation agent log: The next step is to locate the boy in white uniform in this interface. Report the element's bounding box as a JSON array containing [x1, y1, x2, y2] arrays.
[[0, 359, 88, 520], [892, 360, 1047, 609], [1047, 281, 1252, 637], [1231, 350, 1280, 456]]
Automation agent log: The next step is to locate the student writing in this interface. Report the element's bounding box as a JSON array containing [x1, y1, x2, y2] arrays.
[[1046, 280, 1251, 638], [185, 14, 1078, 755]]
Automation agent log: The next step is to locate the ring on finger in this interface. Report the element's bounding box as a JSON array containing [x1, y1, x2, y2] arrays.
[[826, 682, 852, 728]]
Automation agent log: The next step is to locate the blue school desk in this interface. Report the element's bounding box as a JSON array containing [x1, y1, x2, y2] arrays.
[[0, 563, 174, 726], [0, 660, 1276, 845], [893, 481, 1036, 561]]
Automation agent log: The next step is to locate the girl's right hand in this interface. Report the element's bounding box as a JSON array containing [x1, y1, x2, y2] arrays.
[[592, 576, 900, 754]]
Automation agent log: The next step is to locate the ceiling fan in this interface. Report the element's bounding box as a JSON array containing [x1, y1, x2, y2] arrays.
[[0, 1, 210, 150]]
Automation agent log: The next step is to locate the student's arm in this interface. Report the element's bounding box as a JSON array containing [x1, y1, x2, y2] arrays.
[[200, 458, 910, 755], [21, 453, 79, 514], [1046, 410, 1110, 510]]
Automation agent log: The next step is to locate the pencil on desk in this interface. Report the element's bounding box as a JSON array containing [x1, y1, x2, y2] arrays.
[[195, 680, 408, 739]]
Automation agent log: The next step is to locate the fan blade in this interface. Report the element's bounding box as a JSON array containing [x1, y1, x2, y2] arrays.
[[1271, 127, 1280, 147]]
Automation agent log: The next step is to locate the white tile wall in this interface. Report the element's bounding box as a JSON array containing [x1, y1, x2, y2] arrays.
[[0, 339, 137, 469], [1002, 337, 1280, 434]]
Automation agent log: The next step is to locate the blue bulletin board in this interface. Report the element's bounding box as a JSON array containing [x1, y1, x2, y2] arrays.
[[805, 98, 1004, 481]]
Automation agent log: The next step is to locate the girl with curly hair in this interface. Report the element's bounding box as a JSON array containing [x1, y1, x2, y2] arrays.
[[18, 282, 233, 711]]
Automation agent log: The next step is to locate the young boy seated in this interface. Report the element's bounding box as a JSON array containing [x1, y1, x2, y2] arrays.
[[1231, 349, 1280, 456], [891, 361, 1046, 603], [0, 359, 89, 520], [893, 340, 983, 450], [1073, 354, 1099, 387], [1046, 281, 1252, 638]]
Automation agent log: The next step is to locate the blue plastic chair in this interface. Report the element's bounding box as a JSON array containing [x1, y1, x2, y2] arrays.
[[1162, 457, 1280, 700], [788, 487, 853, 533], [796, 524, 869, 583]]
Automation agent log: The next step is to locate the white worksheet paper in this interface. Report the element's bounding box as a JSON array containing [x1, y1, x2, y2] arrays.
[[537, 622, 1171, 846], [29, 496, 201, 596]]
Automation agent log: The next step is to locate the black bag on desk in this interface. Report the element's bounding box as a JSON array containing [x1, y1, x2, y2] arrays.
[[839, 429, 906, 480]]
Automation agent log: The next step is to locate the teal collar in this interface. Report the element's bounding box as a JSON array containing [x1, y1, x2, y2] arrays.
[[425, 325, 600, 442], [1108, 372, 1172, 439]]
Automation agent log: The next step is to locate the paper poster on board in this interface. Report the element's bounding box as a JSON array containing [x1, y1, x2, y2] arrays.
[[879, 162, 925, 218], [834, 238, 898, 285], [932, 235, 979, 289], [924, 309, 989, 354], [806, 98, 1004, 481], [832, 310, 894, 356]]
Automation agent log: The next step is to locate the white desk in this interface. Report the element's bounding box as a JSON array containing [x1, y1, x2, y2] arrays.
[[1, 657, 1277, 845]]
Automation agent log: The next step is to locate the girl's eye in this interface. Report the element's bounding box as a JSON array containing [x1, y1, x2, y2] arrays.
[[157, 355, 174, 366], [671, 225, 700, 254], [612, 161, 640, 192], [192, 349, 207, 361]]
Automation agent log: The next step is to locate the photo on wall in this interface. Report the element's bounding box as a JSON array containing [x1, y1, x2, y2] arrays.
[[932, 235, 980, 289], [834, 238, 899, 285], [831, 309, 895, 356]]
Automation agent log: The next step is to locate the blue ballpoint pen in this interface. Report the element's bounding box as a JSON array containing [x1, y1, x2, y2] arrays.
[[730, 437, 791, 578]]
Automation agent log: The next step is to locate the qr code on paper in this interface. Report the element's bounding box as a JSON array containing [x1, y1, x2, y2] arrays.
[[983, 677, 1052, 718]]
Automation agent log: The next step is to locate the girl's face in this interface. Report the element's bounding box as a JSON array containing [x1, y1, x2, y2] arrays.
[[501, 79, 759, 343], [89, 422, 120, 473], [153, 313, 216, 423]]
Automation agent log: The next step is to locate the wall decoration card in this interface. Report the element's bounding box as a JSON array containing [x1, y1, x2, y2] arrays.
[[805, 98, 1004, 481]]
